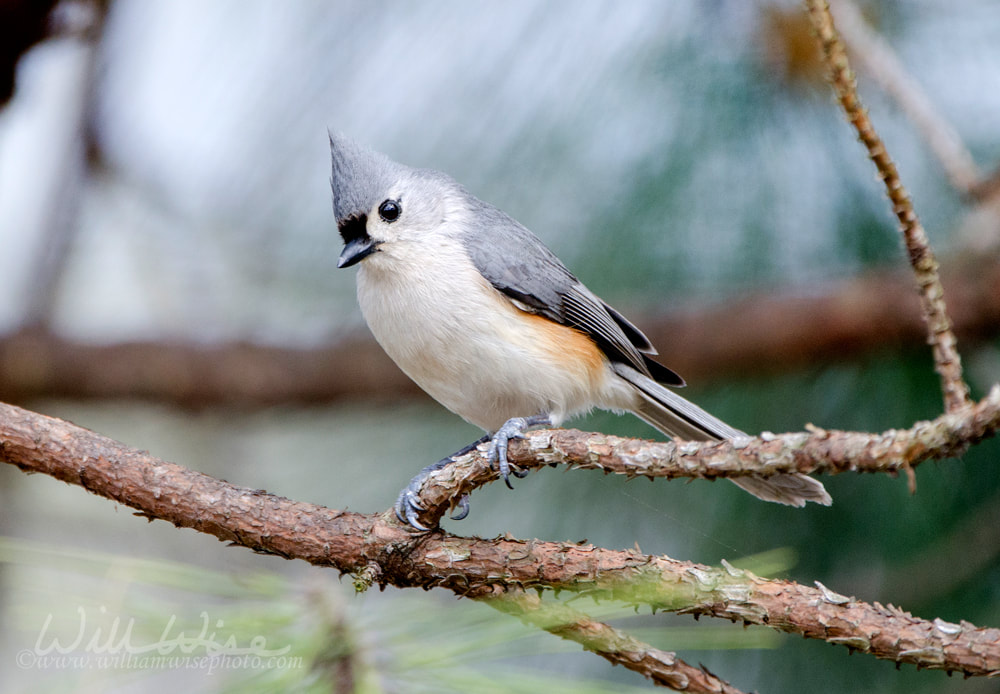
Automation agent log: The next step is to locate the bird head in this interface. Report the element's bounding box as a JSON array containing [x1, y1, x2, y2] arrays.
[[329, 132, 460, 269]]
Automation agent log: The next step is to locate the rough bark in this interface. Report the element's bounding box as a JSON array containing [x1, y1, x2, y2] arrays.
[[403, 386, 1000, 528], [2, 399, 999, 680]]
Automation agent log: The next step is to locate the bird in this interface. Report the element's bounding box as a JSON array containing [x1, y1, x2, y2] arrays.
[[329, 133, 831, 529]]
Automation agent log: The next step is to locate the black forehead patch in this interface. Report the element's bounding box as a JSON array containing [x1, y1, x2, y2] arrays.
[[338, 214, 369, 244]]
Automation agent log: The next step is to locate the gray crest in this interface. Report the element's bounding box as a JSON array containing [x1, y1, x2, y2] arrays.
[[328, 131, 399, 223]]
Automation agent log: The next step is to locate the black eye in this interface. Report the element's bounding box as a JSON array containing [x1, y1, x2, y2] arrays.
[[378, 199, 401, 223]]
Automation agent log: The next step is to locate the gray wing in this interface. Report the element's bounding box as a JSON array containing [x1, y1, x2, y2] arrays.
[[459, 198, 684, 386]]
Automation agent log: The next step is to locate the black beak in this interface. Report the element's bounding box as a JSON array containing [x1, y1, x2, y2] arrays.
[[338, 235, 378, 268], [337, 214, 379, 268]]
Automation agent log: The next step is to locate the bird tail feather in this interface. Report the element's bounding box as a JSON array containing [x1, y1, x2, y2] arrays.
[[612, 363, 831, 507]]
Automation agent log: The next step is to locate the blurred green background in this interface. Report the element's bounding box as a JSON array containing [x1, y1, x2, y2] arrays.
[[1, 1, 999, 692]]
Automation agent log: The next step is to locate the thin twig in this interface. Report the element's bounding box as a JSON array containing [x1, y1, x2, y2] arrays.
[[805, 0, 972, 413], [20, 1, 107, 331], [830, 0, 983, 197]]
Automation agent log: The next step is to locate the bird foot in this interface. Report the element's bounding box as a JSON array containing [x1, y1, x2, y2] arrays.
[[487, 414, 551, 489], [393, 414, 550, 530], [393, 435, 488, 530]]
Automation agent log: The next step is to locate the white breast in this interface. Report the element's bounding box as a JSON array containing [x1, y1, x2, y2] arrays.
[[355, 232, 634, 432]]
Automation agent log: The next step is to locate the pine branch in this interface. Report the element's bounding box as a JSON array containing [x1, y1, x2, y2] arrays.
[[2, 399, 1000, 680], [405, 386, 1000, 527], [487, 592, 744, 693]]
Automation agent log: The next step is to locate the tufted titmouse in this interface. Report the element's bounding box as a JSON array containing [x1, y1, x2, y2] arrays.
[[329, 133, 831, 529]]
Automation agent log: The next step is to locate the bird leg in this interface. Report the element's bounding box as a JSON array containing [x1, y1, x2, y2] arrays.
[[394, 434, 489, 530], [393, 414, 551, 530]]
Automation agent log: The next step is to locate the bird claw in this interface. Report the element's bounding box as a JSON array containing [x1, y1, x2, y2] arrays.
[[486, 414, 550, 488], [393, 416, 549, 530], [394, 486, 432, 531], [450, 494, 470, 521], [393, 435, 490, 530], [393, 457, 451, 531]]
